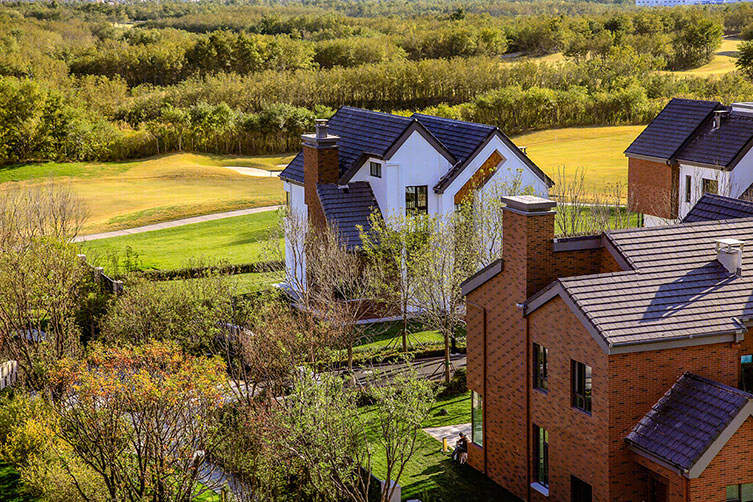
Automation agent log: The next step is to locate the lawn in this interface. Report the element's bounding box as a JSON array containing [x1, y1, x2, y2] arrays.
[[356, 321, 445, 353], [513, 124, 643, 194], [81, 210, 282, 271], [0, 153, 292, 234], [361, 392, 519, 502], [667, 38, 741, 77]]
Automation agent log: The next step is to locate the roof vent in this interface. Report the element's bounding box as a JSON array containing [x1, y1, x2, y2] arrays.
[[713, 109, 729, 130], [732, 103, 753, 115], [715, 238, 744, 277]]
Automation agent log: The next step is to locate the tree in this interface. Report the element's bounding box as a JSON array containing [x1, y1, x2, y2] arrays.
[[0, 238, 86, 390], [49, 342, 228, 502], [360, 212, 428, 353], [737, 40, 753, 80]]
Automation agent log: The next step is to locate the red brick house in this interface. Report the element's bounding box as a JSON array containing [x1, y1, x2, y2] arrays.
[[462, 194, 753, 502]]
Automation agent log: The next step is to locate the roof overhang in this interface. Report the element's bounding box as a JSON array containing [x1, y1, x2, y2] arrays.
[[624, 152, 671, 165], [461, 259, 503, 296], [627, 399, 753, 479], [436, 129, 554, 195]]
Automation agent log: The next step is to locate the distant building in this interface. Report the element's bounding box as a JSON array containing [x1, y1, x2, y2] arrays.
[[637, 0, 752, 5]]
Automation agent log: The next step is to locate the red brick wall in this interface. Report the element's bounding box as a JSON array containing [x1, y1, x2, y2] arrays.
[[303, 143, 339, 227], [528, 297, 610, 502], [627, 157, 678, 220], [607, 344, 741, 501], [632, 453, 688, 502], [689, 416, 753, 502]]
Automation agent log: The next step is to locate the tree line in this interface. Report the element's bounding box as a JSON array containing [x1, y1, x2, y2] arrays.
[[1, 0, 752, 165]]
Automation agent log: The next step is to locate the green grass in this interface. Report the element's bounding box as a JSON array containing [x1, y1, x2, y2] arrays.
[[0, 464, 38, 502], [81, 210, 281, 271], [513, 124, 643, 194], [0, 153, 290, 234], [356, 322, 444, 353], [360, 392, 518, 502]]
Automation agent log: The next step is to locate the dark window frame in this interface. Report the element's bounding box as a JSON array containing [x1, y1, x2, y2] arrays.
[[533, 343, 548, 392], [471, 391, 483, 447], [533, 424, 549, 488], [726, 483, 753, 502], [685, 175, 692, 203], [571, 476, 592, 502], [571, 360, 592, 414], [370, 161, 382, 178], [405, 185, 428, 215], [742, 354, 753, 392], [702, 177, 718, 195]]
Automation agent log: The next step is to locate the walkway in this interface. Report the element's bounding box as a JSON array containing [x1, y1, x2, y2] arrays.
[[73, 205, 282, 242], [221, 166, 281, 177], [423, 423, 472, 444]]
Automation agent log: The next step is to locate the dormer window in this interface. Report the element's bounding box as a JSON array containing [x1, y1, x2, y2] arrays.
[[370, 161, 382, 178], [703, 178, 718, 195]]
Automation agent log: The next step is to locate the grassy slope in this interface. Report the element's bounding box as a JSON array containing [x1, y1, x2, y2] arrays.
[[0, 464, 37, 502], [668, 38, 741, 77], [81, 210, 281, 271], [513, 124, 643, 193], [361, 392, 518, 502], [0, 153, 292, 234]]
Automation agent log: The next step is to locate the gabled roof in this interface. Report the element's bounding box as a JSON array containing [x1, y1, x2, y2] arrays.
[[676, 110, 753, 169], [625, 372, 753, 478], [316, 181, 380, 250], [281, 107, 412, 184], [683, 194, 753, 223], [625, 98, 721, 161], [280, 107, 552, 189], [525, 214, 753, 352]]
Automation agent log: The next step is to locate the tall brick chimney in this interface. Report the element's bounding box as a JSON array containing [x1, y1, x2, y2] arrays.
[[302, 119, 339, 226], [501, 195, 557, 300]]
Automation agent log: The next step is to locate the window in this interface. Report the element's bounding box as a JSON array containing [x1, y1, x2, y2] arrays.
[[685, 175, 692, 203], [742, 354, 753, 392], [370, 161, 381, 178], [571, 476, 592, 502], [405, 185, 428, 215], [533, 425, 549, 488], [285, 191, 291, 207], [727, 483, 753, 502], [533, 343, 548, 392], [702, 178, 718, 195], [471, 391, 483, 447], [572, 360, 592, 414]]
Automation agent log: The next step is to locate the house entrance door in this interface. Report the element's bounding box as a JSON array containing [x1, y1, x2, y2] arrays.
[[648, 477, 668, 502]]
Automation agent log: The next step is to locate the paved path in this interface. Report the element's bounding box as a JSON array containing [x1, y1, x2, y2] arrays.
[[423, 423, 472, 444], [73, 205, 282, 242], [222, 166, 281, 177]]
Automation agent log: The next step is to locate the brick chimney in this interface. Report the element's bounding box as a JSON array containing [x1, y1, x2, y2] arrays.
[[302, 119, 339, 226], [501, 195, 557, 300]]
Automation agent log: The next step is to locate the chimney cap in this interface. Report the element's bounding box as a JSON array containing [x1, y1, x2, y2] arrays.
[[501, 195, 556, 213], [715, 238, 744, 249]]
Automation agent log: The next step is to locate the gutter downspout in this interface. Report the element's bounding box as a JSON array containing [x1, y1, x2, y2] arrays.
[[519, 302, 532, 502]]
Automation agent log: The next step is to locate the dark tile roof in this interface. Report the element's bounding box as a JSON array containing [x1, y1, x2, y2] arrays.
[[625, 98, 720, 161], [676, 111, 753, 168], [280, 107, 412, 184], [281, 107, 551, 190], [683, 194, 753, 223], [625, 372, 752, 471], [534, 215, 753, 347], [413, 114, 495, 165], [316, 181, 380, 249]]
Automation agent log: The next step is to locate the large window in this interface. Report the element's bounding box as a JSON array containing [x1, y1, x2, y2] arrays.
[[571, 476, 592, 502], [533, 425, 549, 488], [703, 178, 718, 195], [370, 161, 381, 178], [685, 175, 692, 203], [572, 360, 592, 414], [727, 483, 753, 502], [405, 185, 428, 215], [533, 343, 548, 392], [471, 391, 483, 447]]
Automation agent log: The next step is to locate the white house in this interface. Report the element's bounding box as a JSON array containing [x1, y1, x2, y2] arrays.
[[626, 99, 753, 226], [279, 106, 553, 290], [636, 0, 751, 6]]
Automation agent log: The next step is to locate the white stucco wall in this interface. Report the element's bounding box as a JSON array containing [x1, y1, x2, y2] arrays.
[[283, 181, 307, 291], [677, 164, 732, 220]]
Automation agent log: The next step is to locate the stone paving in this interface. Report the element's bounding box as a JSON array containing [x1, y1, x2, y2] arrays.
[[423, 422, 472, 446]]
